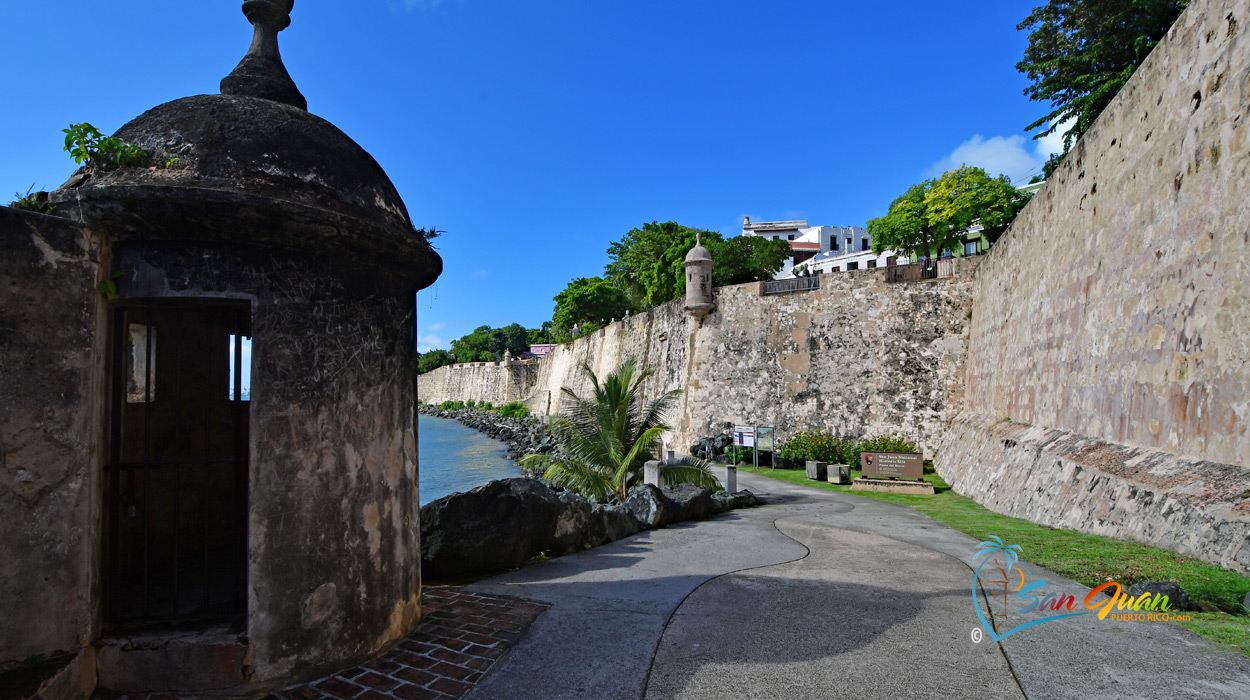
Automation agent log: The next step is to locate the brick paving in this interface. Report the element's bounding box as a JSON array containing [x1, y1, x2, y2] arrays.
[[272, 588, 549, 700], [98, 588, 548, 700]]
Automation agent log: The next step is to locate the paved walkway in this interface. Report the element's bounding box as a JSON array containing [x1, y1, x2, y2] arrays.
[[465, 468, 1250, 700]]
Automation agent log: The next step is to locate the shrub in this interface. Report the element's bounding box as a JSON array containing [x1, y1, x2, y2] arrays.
[[847, 433, 917, 466], [438, 400, 465, 411], [775, 430, 917, 467], [775, 429, 853, 465], [497, 402, 529, 418], [479, 401, 493, 410], [466, 399, 476, 408], [63, 122, 146, 170]]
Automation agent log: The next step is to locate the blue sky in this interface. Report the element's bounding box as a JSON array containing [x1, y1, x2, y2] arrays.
[[1, 1, 1062, 351]]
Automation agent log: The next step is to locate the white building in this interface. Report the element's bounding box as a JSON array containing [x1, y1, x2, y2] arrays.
[[741, 218, 902, 277], [800, 247, 906, 274]]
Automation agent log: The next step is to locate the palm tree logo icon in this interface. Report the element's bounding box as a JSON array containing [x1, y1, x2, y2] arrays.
[[974, 536, 1023, 633]]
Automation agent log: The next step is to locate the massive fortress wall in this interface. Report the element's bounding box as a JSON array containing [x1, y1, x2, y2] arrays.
[[421, 0, 1250, 573], [417, 361, 539, 406], [939, 0, 1250, 573], [420, 260, 979, 455]]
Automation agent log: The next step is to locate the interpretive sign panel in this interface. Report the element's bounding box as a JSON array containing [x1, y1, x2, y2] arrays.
[[756, 426, 774, 452], [860, 451, 924, 480], [734, 426, 755, 448]]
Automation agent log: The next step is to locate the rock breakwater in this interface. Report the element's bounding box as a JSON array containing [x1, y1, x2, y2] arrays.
[[417, 404, 555, 461]]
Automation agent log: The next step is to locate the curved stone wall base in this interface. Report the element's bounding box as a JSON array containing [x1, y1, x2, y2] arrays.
[[936, 412, 1250, 575]]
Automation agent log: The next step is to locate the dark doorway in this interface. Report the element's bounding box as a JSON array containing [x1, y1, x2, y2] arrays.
[[105, 302, 250, 626]]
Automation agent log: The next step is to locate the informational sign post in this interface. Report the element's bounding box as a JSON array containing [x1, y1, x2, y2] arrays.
[[860, 451, 925, 481], [732, 425, 775, 469], [757, 426, 775, 470]]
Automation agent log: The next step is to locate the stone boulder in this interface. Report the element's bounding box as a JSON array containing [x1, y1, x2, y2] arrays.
[[597, 504, 644, 542], [711, 489, 760, 513], [689, 434, 734, 460], [421, 478, 563, 580], [662, 483, 715, 523], [622, 484, 681, 529], [1126, 581, 1195, 612], [553, 490, 608, 552]]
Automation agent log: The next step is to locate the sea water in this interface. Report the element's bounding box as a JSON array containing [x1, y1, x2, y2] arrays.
[[418, 414, 521, 506]]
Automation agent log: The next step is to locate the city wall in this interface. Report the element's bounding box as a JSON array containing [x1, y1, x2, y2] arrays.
[[938, 0, 1250, 573], [421, 0, 1250, 574], [421, 259, 980, 457]]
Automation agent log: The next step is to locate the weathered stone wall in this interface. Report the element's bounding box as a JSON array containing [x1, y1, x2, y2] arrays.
[[416, 361, 539, 406], [940, 414, 1250, 574], [961, 0, 1249, 464], [420, 259, 980, 456], [111, 233, 422, 684], [937, 0, 1250, 573], [0, 208, 106, 669]]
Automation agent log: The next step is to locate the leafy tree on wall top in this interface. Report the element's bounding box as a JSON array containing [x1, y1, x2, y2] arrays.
[[1017, 0, 1189, 152], [605, 221, 723, 308], [552, 277, 634, 338], [868, 166, 1031, 262], [449, 323, 530, 364], [418, 349, 455, 374], [707, 235, 792, 286], [527, 322, 555, 345]]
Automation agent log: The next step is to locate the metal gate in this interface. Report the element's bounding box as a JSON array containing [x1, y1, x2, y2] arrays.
[[106, 302, 250, 625]]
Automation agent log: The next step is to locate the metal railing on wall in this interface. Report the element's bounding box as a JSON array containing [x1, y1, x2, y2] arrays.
[[885, 263, 941, 283], [761, 276, 820, 295]]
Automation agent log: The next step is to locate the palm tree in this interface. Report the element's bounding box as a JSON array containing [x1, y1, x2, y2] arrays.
[[519, 358, 721, 503]]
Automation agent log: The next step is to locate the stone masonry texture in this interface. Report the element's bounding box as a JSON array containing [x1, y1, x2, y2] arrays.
[[960, 0, 1250, 465], [0, 207, 107, 668], [420, 257, 981, 458], [938, 0, 1250, 572]]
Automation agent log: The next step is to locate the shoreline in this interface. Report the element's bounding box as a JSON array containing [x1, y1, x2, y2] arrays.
[[417, 404, 554, 462]]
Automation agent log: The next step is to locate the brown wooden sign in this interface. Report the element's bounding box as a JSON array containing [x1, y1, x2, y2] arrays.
[[860, 451, 924, 480]]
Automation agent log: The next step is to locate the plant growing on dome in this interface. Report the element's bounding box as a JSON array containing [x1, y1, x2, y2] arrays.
[[9, 186, 55, 214], [62, 122, 146, 171]]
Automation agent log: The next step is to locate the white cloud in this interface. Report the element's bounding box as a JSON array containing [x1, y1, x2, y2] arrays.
[[426, 322, 446, 332], [929, 120, 1071, 185], [471, 267, 491, 279], [418, 334, 450, 352]]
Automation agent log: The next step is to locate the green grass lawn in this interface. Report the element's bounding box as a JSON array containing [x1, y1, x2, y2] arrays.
[[741, 465, 1250, 656]]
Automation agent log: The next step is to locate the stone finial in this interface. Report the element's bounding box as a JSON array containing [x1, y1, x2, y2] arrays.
[[221, 0, 308, 110]]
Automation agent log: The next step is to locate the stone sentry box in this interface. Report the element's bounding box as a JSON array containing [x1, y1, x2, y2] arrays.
[[0, 2, 441, 695]]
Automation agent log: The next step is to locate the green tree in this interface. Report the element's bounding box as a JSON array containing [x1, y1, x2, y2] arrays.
[[449, 323, 532, 363], [552, 277, 633, 336], [707, 235, 792, 286], [1018, 0, 1188, 151], [518, 359, 720, 502], [417, 348, 455, 374], [501, 322, 529, 356], [605, 221, 723, 308], [868, 166, 1031, 262], [527, 322, 554, 345], [926, 166, 1031, 246], [450, 325, 497, 363]]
